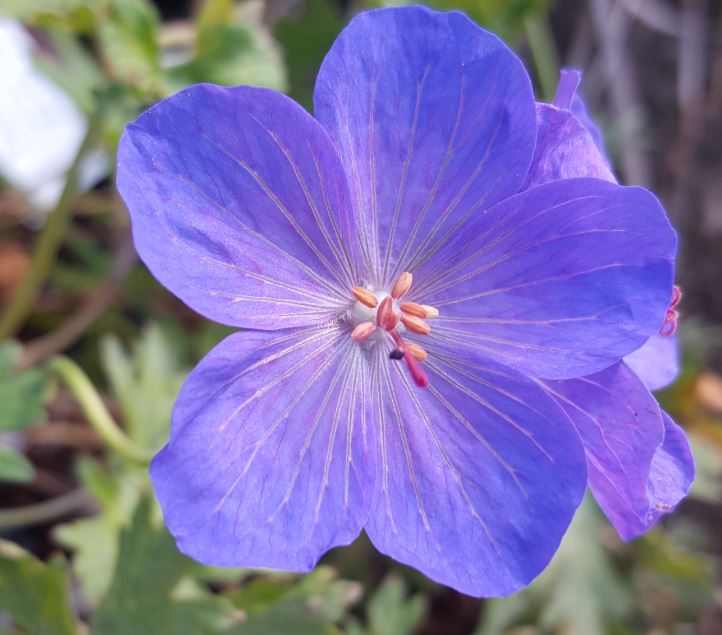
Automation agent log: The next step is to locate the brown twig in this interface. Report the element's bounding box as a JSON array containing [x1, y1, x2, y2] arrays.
[[20, 234, 136, 369]]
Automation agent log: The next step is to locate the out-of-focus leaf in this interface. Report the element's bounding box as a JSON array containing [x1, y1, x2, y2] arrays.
[[224, 598, 329, 635], [90, 495, 234, 635], [275, 0, 345, 109], [227, 578, 290, 614], [0, 444, 34, 483], [633, 527, 714, 624], [226, 566, 361, 626], [33, 30, 105, 114], [475, 496, 632, 635], [367, 574, 427, 635], [474, 589, 533, 635], [100, 324, 186, 451], [166, 0, 286, 93], [687, 432, 722, 504], [0, 541, 76, 635], [537, 498, 632, 635], [0, 0, 99, 32], [53, 458, 146, 604], [95, 0, 166, 97], [0, 341, 49, 430]]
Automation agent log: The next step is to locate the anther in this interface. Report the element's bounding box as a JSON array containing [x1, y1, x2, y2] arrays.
[[400, 302, 440, 319], [401, 314, 431, 335], [404, 342, 428, 362], [400, 302, 426, 318], [377, 297, 398, 330], [391, 272, 413, 299], [351, 321, 376, 342], [351, 286, 378, 308]]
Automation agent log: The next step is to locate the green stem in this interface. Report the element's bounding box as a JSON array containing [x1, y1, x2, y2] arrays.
[[524, 14, 561, 102], [0, 112, 102, 340], [48, 356, 153, 464]]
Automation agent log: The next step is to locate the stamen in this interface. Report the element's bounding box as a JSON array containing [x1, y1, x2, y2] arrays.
[[404, 350, 429, 387], [351, 321, 376, 342], [401, 314, 431, 335], [377, 296, 399, 330], [400, 302, 440, 319], [389, 328, 429, 387], [351, 286, 378, 308], [391, 271, 413, 299], [399, 302, 427, 317], [404, 342, 428, 362]]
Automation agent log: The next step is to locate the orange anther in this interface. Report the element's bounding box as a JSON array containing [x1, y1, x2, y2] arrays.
[[351, 286, 378, 308], [391, 272, 413, 299], [401, 314, 431, 335], [404, 342, 428, 362], [351, 322, 376, 342], [400, 302, 427, 318], [420, 304, 439, 319]]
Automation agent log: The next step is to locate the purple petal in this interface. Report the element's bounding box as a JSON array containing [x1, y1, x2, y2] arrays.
[[528, 69, 614, 187], [624, 334, 679, 391], [552, 68, 582, 109], [555, 68, 608, 159], [645, 412, 694, 527], [542, 362, 665, 540], [118, 84, 359, 330], [363, 347, 586, 597], [414, 178, 677, 379], [526, 104, 615, 188], [150, 327, 376, 570], [313, 6, 536, 287]]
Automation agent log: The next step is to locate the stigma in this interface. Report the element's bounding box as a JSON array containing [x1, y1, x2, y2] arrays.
[[347, 272, 438, 388], [659, 285, 682, 336]]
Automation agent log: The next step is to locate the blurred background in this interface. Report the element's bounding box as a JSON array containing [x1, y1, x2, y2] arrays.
[[0, 0, 721, 633]]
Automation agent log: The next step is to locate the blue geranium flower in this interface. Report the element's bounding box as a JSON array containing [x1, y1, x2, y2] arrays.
[[117, 6, 693, 597], [530, 68, 693, 539]]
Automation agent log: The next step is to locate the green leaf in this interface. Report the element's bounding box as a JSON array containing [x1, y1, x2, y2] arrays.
[[223, 598, 329, 635], [95, 0, 166, 96], [367, 575, 428, 635], [537, 499, 632, 634], [32, 29, 105, 114], [475, 495, 632, 635], [0, 445, 34, 484], [167, 0, 286, 93], [99, 324, 186, 451], [53, 458, 148, 604], [0, 341, 49, 431], [91, 495, 234, 635], [0, 541, 76, 635], [0, 0, 100, 32]]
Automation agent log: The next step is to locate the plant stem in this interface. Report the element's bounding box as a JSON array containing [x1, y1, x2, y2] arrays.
[[48, 356, 153, 464], [524, 14, 561, 103], [0, 112, 102, 340], [0, 489, 93, 532]]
